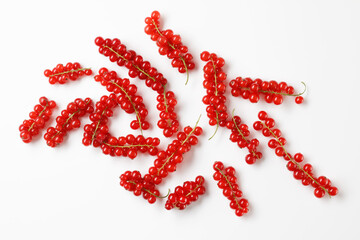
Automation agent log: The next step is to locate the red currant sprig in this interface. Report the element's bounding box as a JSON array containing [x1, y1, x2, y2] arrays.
[[120, 170, 169, 204], [101, 135, 160, 159], [44, 62, 92, 85], [229, 77, 306, 105], [145, 10, 195, 85], [200, 51, 228, 139], [94, 67, 150, 134], [226, 109, 262, 164], [253, 111, 338, 198], [44, 98, 93, 147], [156, 86, 179, 137], [19, 97, 56, 143], [148, 116, 203, 185], [165, 175, 206, 210], [95, 37, 179, 137], [213, 161, 249, 217]]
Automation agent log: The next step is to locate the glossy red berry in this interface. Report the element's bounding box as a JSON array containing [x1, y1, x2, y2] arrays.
[[213, 161, 249, 217], [295, 96, 304, 104]]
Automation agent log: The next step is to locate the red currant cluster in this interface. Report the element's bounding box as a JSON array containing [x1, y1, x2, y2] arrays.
[[226, 112, 262, 164], [95, 37, 179, 137], [144, 10, 195, 84], [119, 170, 166, 204], [82, 94, 159, 159], [253, 111, 338, 198], [94, 67, 150, 132], [101, 135, 160, 159], [200, 51, 228, 134], [44, 98, 94, 147], [148, 118, 203, 185], [44, 62, 92, 84], [229, 77, 305, 104], [213, 161, 249, 217], [19, 97, 56, 143], [165, 176, 206, 210], [156, 90, 179, 137]]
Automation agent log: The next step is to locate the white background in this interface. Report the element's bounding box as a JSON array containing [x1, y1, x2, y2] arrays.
[[1, 0, 359, 239]]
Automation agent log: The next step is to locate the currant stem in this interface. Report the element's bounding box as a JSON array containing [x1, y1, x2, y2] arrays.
[[49, 68, 91, 77], [91, 108, 107, 142], [28, 101, 49, 132], [208, 113, 219, 140], [208, 57, 220, 140], [180, 57, 190, 85], [241, 82, 307, 97], [231, 109, 259, 160], [157, 115, 201, 173], [151, 19, 190, 85], [261, 122, 330, 196], [103, 45, 159, 85], [162, 84, 172, 128], [104, 143, 154, 148], [215, 167, 242, 210], [111, 80, 143, 135], [128, 180, 170, 198]]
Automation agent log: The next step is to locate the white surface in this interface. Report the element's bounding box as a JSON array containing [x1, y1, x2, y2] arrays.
[[0, 0, 359, 239]]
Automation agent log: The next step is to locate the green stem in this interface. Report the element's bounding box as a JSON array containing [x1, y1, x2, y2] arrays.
[[28, 101, 49, 132], [241, 82, 306, 97], [104, 45, 159, 84], [91, 108, 107, 142], [128, 180, 170, 198], [104, 143, 154, 148], [49, 68, 91, 77], [208, 57, 220, 140]]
